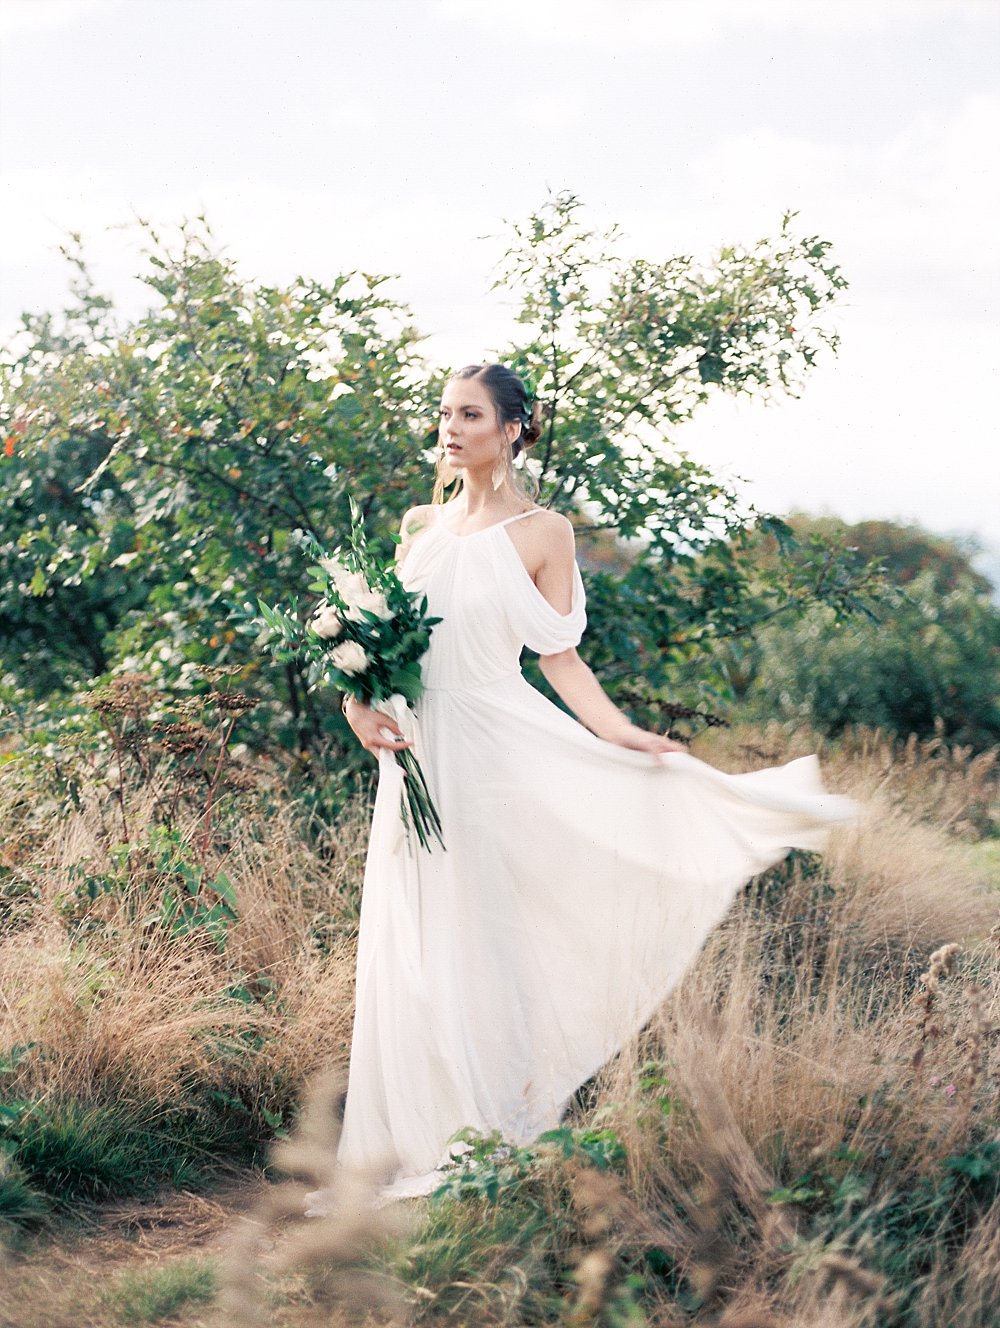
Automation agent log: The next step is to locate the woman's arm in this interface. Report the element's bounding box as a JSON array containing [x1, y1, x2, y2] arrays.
[[532, 517, 686, 756], [539, 649, 686, 755]]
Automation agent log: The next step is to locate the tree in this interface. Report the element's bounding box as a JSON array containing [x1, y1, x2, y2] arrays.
[[484, 193, 879, 722], [1, 194, 877, 755], [726, 517, 1000, 748], [1, 218, 431, 754]]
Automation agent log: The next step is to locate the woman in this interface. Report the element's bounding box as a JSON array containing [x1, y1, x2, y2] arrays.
[[315, 363, 856, 1205]]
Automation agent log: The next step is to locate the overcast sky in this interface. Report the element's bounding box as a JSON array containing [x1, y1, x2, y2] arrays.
[[2, 0, 998, 559]]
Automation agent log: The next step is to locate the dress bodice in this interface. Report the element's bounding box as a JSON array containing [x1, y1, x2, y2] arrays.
[[398, 508, 587, 691]]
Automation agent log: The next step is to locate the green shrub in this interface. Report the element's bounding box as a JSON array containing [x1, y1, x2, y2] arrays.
[[730, 520, 1000, 749], [0, 1094, 267, 1216], [773, 1137, 1000, 1325]]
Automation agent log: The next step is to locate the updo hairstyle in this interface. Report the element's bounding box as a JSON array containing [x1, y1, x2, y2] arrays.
[[450, 362, 543, 457]]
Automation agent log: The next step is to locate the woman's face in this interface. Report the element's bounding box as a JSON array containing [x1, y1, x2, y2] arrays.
[[438, 378, 517, 473]]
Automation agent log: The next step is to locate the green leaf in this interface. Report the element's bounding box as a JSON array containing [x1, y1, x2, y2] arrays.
[[209, 870, 238, 911], [768, 1185, 824, 1206]]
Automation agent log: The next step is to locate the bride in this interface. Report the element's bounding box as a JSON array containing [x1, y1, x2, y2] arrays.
[[310, 362, 856, 1207]]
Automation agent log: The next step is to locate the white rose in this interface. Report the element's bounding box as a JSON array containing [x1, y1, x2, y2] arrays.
[[200, 418, 220, 439], [319, 555, 348, 579], [330, 640, 369, 675], [337, 570, 373, 607], [311, 604, 343, 639], [316, 559, 392, 620], [366, 589, 394, 621], [344, 587, 394, 622], [318, 558, 370, 600]]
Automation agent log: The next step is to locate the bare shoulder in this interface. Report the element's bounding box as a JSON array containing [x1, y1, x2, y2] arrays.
[[399, 504, 436, 538], [396, 504, 437, 560], [529, 509, 575, 555], [510, 508, 575, 577]]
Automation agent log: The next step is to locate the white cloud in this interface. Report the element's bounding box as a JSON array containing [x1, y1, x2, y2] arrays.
[[620, 92, 1000, 321], [679, 310, 1000, 541], [0, 164, 520, 367], [1, 0, 996, 547], [506, 90, 587, 132], [432, 0, 998, 50], [0, 0, 125, 38]]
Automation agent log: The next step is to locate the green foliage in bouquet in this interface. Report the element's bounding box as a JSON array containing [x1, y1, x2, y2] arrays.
[[243, 500, 444, 850], [247, 500, 439, 702]]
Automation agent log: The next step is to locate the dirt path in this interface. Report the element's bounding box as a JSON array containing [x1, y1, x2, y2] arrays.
[[1, 1180, 267, 1328], [1, 1175, 410, 1328]]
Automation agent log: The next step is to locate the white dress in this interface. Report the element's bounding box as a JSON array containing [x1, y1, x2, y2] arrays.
[[333, 507, 857, 1200]]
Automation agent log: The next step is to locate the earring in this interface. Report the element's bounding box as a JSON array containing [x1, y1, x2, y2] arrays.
[[433, 445, 460, 503], [491, 443, 512, 492], [437, 444, 459, 488]]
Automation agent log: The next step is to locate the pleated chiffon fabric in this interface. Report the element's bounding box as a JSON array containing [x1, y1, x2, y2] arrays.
[[334, 507, 858, 1201]]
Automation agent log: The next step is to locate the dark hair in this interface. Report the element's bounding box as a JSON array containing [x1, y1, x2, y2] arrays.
[[450, 363, 543, 458]]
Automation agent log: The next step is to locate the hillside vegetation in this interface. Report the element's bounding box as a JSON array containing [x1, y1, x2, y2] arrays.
[[1, 709, 997, 1326]]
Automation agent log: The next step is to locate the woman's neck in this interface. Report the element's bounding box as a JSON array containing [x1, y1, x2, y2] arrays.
[[455, 470, 521, 517]]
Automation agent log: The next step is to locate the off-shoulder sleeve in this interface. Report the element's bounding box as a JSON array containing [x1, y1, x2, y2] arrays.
[[511, 554, 588, 655]]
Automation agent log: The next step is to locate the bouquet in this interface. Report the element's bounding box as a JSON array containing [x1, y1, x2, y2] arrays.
[[251, 501, 444, 851]]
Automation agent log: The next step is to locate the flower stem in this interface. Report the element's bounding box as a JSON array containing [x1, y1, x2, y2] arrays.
[[394, 748, 445, 852]]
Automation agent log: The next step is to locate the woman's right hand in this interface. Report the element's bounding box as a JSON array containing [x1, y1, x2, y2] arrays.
[[343, 697, 413, 755]]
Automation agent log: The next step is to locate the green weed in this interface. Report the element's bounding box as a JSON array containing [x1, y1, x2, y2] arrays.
[[4, 1100, 168, 1207], [398, 1189, 568, 1323], [101, 1256, 216, 1324], [773, 1136, 1000, 1324]]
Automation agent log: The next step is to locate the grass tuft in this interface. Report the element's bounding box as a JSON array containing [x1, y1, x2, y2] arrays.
[[0, 1152, 50, 1234], [100, 1256, 216, 1324]]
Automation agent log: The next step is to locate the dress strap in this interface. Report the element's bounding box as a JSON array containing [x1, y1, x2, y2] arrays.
[[498, 508, 543, 529]]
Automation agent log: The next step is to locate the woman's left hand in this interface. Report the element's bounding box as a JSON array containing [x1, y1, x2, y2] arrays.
[[612, 724, 688, 757]]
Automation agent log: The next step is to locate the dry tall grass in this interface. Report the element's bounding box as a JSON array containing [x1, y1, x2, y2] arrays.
[[1, 720, 998, 1325], [572, 729, 1000, 1326], [1, 784, 368, 1121]]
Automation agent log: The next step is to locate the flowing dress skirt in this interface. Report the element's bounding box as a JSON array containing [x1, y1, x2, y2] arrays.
[[332, 512, 858, 1199]]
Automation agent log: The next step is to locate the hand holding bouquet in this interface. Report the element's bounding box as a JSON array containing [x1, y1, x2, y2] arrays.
[[251, 501, 444, 851]]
